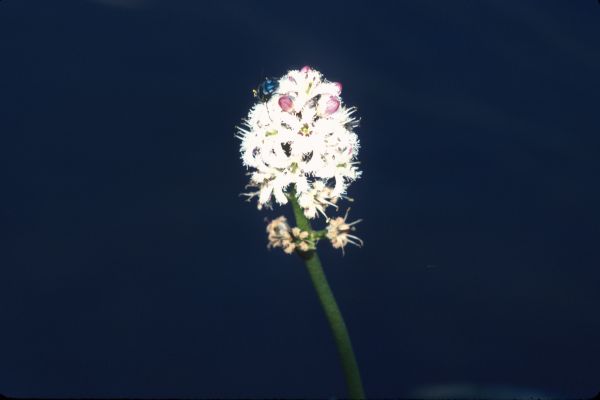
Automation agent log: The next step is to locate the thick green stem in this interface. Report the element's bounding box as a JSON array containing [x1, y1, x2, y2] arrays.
[[289, 191, 366, 399]]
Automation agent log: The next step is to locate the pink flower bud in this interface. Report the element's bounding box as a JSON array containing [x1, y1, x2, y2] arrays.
[[278, 95, 294, 112], [333, 82, 343, 95], [300, 65, 312, 73], [322, 95, 340, 115]]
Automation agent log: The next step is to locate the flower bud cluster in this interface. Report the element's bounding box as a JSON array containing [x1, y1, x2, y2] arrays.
[[266, 216, 315, 254], [265, 210, 362, 255]]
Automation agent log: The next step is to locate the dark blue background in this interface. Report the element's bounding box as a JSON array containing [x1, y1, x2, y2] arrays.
[[1, 0, 599, 398]]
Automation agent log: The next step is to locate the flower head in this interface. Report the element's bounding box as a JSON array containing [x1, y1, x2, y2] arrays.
[[238, 67, 361, 219]]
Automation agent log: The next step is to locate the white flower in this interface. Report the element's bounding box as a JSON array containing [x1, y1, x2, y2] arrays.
[[237, 66, 361, 219]]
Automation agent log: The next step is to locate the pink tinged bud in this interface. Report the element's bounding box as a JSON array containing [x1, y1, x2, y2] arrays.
[[323, 95, 340, 115], [278, 95, 294, 112], [300, 65, 312, 73], [333, 82, 343, 95]]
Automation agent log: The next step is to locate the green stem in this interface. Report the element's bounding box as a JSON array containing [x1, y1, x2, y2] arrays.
[[289, 191, 366, 399]]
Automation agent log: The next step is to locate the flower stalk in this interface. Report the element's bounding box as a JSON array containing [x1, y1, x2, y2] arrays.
[[289, 189, 366, 399], [239, 66, 366, 398]]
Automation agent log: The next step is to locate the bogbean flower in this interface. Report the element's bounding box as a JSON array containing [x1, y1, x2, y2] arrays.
[[238, 66, 363, 254], [238, 66, 366, 397], [326, 209, 364, 253], [237, 66, 361, 219]]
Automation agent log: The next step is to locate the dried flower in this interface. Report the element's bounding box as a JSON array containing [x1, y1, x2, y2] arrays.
[[266, 216, 296, 254], [326, 209, 363, 253], [265, 217, 316, 255]]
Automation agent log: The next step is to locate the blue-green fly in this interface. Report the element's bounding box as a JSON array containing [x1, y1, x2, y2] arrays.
[[253, 78, 279, 102]]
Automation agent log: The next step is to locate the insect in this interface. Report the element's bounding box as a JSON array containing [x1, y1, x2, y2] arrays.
[[253, 77, 280, 121], [253, 77, 279, 102]]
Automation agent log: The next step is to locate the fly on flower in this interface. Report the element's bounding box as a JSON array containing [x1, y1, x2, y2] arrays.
[[253, 77, 279, 102], [237, 66, 363, 253]]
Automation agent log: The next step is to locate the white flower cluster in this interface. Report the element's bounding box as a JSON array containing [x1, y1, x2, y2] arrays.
[[237, 66, 361, 219]]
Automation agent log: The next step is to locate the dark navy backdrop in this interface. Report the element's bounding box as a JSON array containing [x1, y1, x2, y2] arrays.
[[1, 0, 599, 398]]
